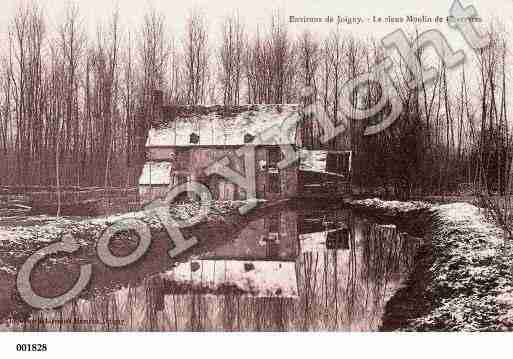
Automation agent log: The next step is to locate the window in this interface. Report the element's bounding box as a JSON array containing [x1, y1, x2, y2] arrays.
[[190, 133, 200, 144], [258, 159, 267, 172], [267, 148, 282, 169], [267, 148, 282, 193], [244, 133, 255, 143]]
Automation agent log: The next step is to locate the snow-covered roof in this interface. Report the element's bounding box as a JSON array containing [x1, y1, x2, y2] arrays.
[[299, 231, 328, 252], [147, 104, 300, 147], [139, 162, 171, 185], [299, 227, 350, 253], [162, 260, 298, 297], [300, 150, 327, 172], [299, 149, 352, 177]]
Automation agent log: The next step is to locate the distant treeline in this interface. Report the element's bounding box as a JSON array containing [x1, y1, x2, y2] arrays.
[[0, 2, 510, 198]]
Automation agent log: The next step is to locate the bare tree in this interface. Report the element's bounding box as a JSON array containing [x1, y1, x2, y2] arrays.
[[183, 8, 209, 105], [219, 12, 245, 105]]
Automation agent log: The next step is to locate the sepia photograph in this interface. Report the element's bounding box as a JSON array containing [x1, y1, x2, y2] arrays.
[[0, 0, 512, 356]]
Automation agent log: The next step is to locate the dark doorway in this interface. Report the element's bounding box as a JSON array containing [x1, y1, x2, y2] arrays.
[[267, 148, 282, 195]]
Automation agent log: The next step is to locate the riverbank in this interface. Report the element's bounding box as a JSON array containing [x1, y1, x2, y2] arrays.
[[349, 198, 513, 331]]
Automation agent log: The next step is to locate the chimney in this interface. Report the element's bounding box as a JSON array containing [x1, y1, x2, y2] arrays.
[[152, 90, 164, 124], [153, 90, 163, 110]]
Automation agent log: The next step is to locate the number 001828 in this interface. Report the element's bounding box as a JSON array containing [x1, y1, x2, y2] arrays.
[[16, 344, 48, 352]]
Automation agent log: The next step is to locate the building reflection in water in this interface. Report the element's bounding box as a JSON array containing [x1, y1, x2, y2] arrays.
[[5, 207, 421, 332]]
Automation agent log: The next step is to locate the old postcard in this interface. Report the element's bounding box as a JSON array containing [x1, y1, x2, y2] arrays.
[[0, 0, 512, 356]]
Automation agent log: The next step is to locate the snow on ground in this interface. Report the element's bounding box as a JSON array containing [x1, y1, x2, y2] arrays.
[[352, 198, 513, 331], [0, 200, 248, 267], [411, 202, 513, 331], [0, 215, 92, 251], [350, 197, 430, 216]]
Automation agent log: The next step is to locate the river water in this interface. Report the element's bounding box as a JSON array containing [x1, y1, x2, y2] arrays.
[[1, 203, 421, 331]]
